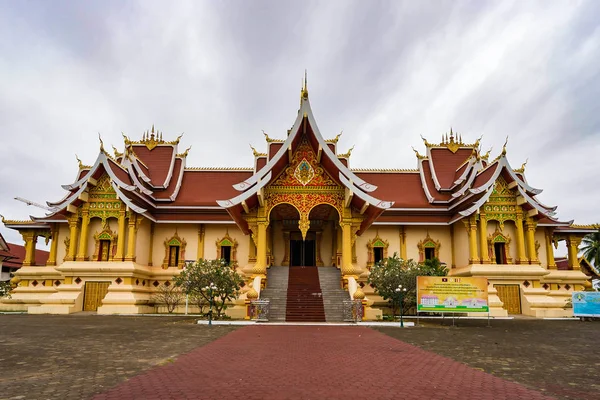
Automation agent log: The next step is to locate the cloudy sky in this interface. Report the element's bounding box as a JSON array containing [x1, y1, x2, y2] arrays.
[[1, 0, 599, 251]]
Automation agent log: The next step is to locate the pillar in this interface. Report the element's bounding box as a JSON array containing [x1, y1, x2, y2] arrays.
[[479, 214, 490, 263], [515, 215, 527, 264], [336, 223, 343, 267], [567, 236, 582, 270], [125, 214, 137, 261], [525, 218, 538, 264], [545, 228, 556, 269], [115, 210, 126, 260], [341, 220, 356, 276], [399, 226, 407, 260], [197, 224, 205, 260], [148, 222, 154, 266], [252, 219, 268, 276], [21, 231, 37, 267], [468, 216, 478, 264], [249, 232, 258, 263], [46, 225, 59, 266], [66, 217, 78, 261], [316, 231, 323, 266], [76, 210, 90, 261]]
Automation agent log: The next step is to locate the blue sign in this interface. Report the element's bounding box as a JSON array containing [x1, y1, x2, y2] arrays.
[[572, 292, 600, 317]]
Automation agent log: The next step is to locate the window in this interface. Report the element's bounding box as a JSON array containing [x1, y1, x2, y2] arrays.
[[168, 245, 180, 267], [98, 240, 111, 261], [425, 247, 435, 261], [374, 247, 384, 264], [221, 246, 231, 264], [494, 243, 507, 264]]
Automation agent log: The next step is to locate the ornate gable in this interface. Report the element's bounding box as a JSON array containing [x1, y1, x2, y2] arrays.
[[483, 176, 519, 229], [87, 174, 124, 222], [271, 136, 339, 188]]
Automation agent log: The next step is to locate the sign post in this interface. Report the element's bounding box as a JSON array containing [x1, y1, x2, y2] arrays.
[[417, 277, 489, 324]]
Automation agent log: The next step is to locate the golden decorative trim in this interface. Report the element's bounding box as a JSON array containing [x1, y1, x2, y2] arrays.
[[421, 129, 481, 153], [351, 168, 419, 173], [92, 221, 117, 261], [162, 232, 187, 269], [112, 146, 123, 158], [184, 167, 254, 171], [337, 145, 354, 158], [123, 125, 183, 150], [176, 146, 192, 158], [514, 159, 528, 174], [417, 233, 441, 262], [570, 223, 600, 229], [487, 228, 513, 264], [366, 234, 389, 269], [250, 145, 267, 157], [412, 146, 427, 160], [263, 130, 284, 143], [325, 131, 342, 144], [215, 232, 238, 264]]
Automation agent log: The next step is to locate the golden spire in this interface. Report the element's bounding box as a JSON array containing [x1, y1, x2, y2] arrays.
[[412, 146, 426, 160], [75, 154, 83, 169], [112, 146, 123, 158], [177, 146, 192, 158], [501, 136, 508, 156], [482, 147, 493, 160], [98, 133, 105, 152], [300, 70, 309, 102]]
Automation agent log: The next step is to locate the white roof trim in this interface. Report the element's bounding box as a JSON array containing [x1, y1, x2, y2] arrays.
[[338, 174, 393, 209], [217, 171, 273, 208], [426, 147, 442, 191]]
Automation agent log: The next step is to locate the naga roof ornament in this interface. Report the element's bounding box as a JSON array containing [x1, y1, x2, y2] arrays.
[[122, 126, 183, 150]]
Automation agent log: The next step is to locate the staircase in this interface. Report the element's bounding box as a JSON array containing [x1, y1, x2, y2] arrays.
[[318, 267, 349, 322], [259, 267, 289, 322], [285, 267, 326, 322]]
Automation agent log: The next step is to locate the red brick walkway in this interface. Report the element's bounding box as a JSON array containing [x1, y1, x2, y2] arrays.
[[94, 326, 552, 400]]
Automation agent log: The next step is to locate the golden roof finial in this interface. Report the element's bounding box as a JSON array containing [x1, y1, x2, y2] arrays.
[[151, 124, 155, 134], [449, 127, 454, 143], [420, 134, 432, 147], [98, 133, 105, 152], [75, 154, 83, 169], [337, 145, 354, 158], [178, 146, 192, 157], [112, 145, 123, 158], [501, 136, 508, 156], [412, 146, 426, 160], [174, 132, 184, 144], [122, 132, 131, 145], [0, 214, 5, 223], [482, 147, 493, 160], [250, 144, 260, 157], [300, 69, 309, 102], [326, 131, 343, 144]]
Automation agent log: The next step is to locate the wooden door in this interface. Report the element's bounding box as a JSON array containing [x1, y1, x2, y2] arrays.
[[495, 285, 521, 314], [83, 282, 111, 311]]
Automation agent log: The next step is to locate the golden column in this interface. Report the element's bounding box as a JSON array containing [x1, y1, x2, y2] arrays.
[[336, 223, 343, 267], [249, 233, 258, 264], [197, 224, 205, 260], [515, 214, 527, 264], [468, 216, 479, 264], [525, 218, 538, 264], [21, 231, 37, 266], [341, 220, 356, 276], [46, 225, 59, 266], [567, 236, 582, 270], [125, 214, 138, 261], [115, 210, 126, 260], [252, 219, 269, 276], [76, 210, 90, 261], [545, 228, 556, 269], [399, 226, 407, 260], [479, 214, 490, 263], [66, 217, 79, 261]]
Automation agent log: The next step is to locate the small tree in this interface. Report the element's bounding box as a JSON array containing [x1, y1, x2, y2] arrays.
[[0, 280, 12, 299], [368, 254, 448, 317], [152, 282, 184, 313], [174, 259, 244, 318]]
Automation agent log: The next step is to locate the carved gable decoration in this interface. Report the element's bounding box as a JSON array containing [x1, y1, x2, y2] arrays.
[[215, 233, 238, 264], [417, 233, 441, 262], [483, 176, 519, 229], [88, 173, 123, 222], [92, 221, 117, 261], [162, 233, 187, 269], [271, 136, 338, 188], [367, 235, 389, 269]]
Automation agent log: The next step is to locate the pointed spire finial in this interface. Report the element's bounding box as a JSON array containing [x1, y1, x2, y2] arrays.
[[98, 133, 105, 152], [501, 136, 508, 156], [449, 127, 454, 142], [75, 154, 83, 169], [151, 124, 155, 134], [300, 70, 309, 101]]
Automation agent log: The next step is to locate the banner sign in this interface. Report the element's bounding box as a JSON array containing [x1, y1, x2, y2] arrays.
[[417, 276, 489, 313], [572, 291, 600, 317]]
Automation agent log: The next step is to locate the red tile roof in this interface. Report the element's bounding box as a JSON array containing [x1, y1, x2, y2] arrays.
[[1, 243, 49, 268]]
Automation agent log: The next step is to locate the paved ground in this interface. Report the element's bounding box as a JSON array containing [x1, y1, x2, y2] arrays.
[[1, 316, 598, 399], [93, 325, 551, 400], [377, 318, 600, 400], [0, 315, 237, 400]]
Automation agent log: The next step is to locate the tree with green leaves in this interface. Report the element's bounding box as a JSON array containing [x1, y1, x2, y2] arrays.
[[0, 281, 11, 299], [368, 254, 448, 316], [581, 229, 600, 270], [174, 259, 244, 318]]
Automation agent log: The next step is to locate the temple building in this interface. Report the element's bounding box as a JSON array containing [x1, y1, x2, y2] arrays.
[[1, 80, 597, 319]]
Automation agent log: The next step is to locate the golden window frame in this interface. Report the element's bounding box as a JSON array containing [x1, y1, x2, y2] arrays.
[[417, 233, 441, 262], [216, 233, 238, 265], [162, 233, 187, 269], [366, 235, 389, 269], [92, 222, 117, 261], [487, 229, 513, 264]]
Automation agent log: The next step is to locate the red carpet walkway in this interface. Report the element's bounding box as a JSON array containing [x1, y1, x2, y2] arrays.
[[94, 326, 551, 400]]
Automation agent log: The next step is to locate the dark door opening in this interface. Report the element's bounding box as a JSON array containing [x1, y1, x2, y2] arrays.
[[290, 239, 316, 267], [98, 240, 111, 261], [374, 247, 384, 264], [494, 243, 507, 264], [221, 246, 231, 264], [425, 247, 435, 261]]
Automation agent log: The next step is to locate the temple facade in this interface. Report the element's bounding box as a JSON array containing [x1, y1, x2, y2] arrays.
[[1, 81, 596, 318]]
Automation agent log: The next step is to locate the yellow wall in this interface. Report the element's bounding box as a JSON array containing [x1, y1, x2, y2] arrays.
[[357, 226, 401, 267], [204, 224, 248, 265], [535, 229, 547, 266], [452, 222, 469, 267], [135, 219, 151, 266], [319, 221, 335, 267], [56, 224, 70, 265], [404, 226, 452, 264]]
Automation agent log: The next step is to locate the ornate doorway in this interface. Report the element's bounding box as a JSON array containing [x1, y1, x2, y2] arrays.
[[290, 232, 316, 267]]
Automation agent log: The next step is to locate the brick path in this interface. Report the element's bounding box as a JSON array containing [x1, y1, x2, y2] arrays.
[[94, 326, 552, 400]]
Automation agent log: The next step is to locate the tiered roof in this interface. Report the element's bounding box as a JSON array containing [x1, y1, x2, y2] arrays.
[[2, 80, 594, 234]]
